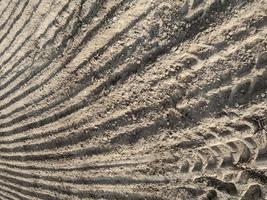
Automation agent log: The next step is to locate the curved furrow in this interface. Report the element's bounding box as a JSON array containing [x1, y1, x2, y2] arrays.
[[0, 0, 266, 199], [0, 0, 20, 32], [0, 0, 78, 93], [0, 153, 157, 172], [0, 81, 177, 149], [0, 0, 194, 133], [0, 0, 44, 59], [0, 0, 262, 146], [0, 179, 61, 200], [0, 0, 260, 133], [0, 31, 156, 134], [0, 115, 172, 160], [0, 1, 157, 136], [0, 185, 30, 200], [0, 0, 31, 48], [0, 0, 245, 139], [0, 0, 126, 94], [0, 0, 69, 72], [0, 1, 262, 170], [0, 122, 161, 162], [0, 0, 260, 153], [0, 0, 80, 75], [0, 99, 159, 145], [0, 37, 143, 124], [0, 166, 171, 187], [0, 1, 13, 21], [0, 191, 19, 200], [0, 0, 134, 112], [0, 172, 166, 200], [0, 0, 84, 94], [1, 0, 71, 79], [0, 102, 164, 150]]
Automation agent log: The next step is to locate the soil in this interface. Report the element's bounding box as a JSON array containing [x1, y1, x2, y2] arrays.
[[0, 0, 266, 199]]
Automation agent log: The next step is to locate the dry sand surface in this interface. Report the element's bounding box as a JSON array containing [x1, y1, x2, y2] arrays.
[[0, 0, 266, 199]]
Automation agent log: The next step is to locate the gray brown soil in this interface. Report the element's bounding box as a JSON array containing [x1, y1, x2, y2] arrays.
[[0, 0, 266, 199]]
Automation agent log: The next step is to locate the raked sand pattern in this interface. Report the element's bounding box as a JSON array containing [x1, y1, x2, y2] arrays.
[[0, 0, 266, 199]]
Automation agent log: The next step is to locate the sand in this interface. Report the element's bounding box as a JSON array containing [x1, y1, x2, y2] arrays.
[[0, 0, 266, 199]]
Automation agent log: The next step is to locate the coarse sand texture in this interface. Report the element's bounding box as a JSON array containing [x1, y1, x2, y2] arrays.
[[0, 0, 266, 199]]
